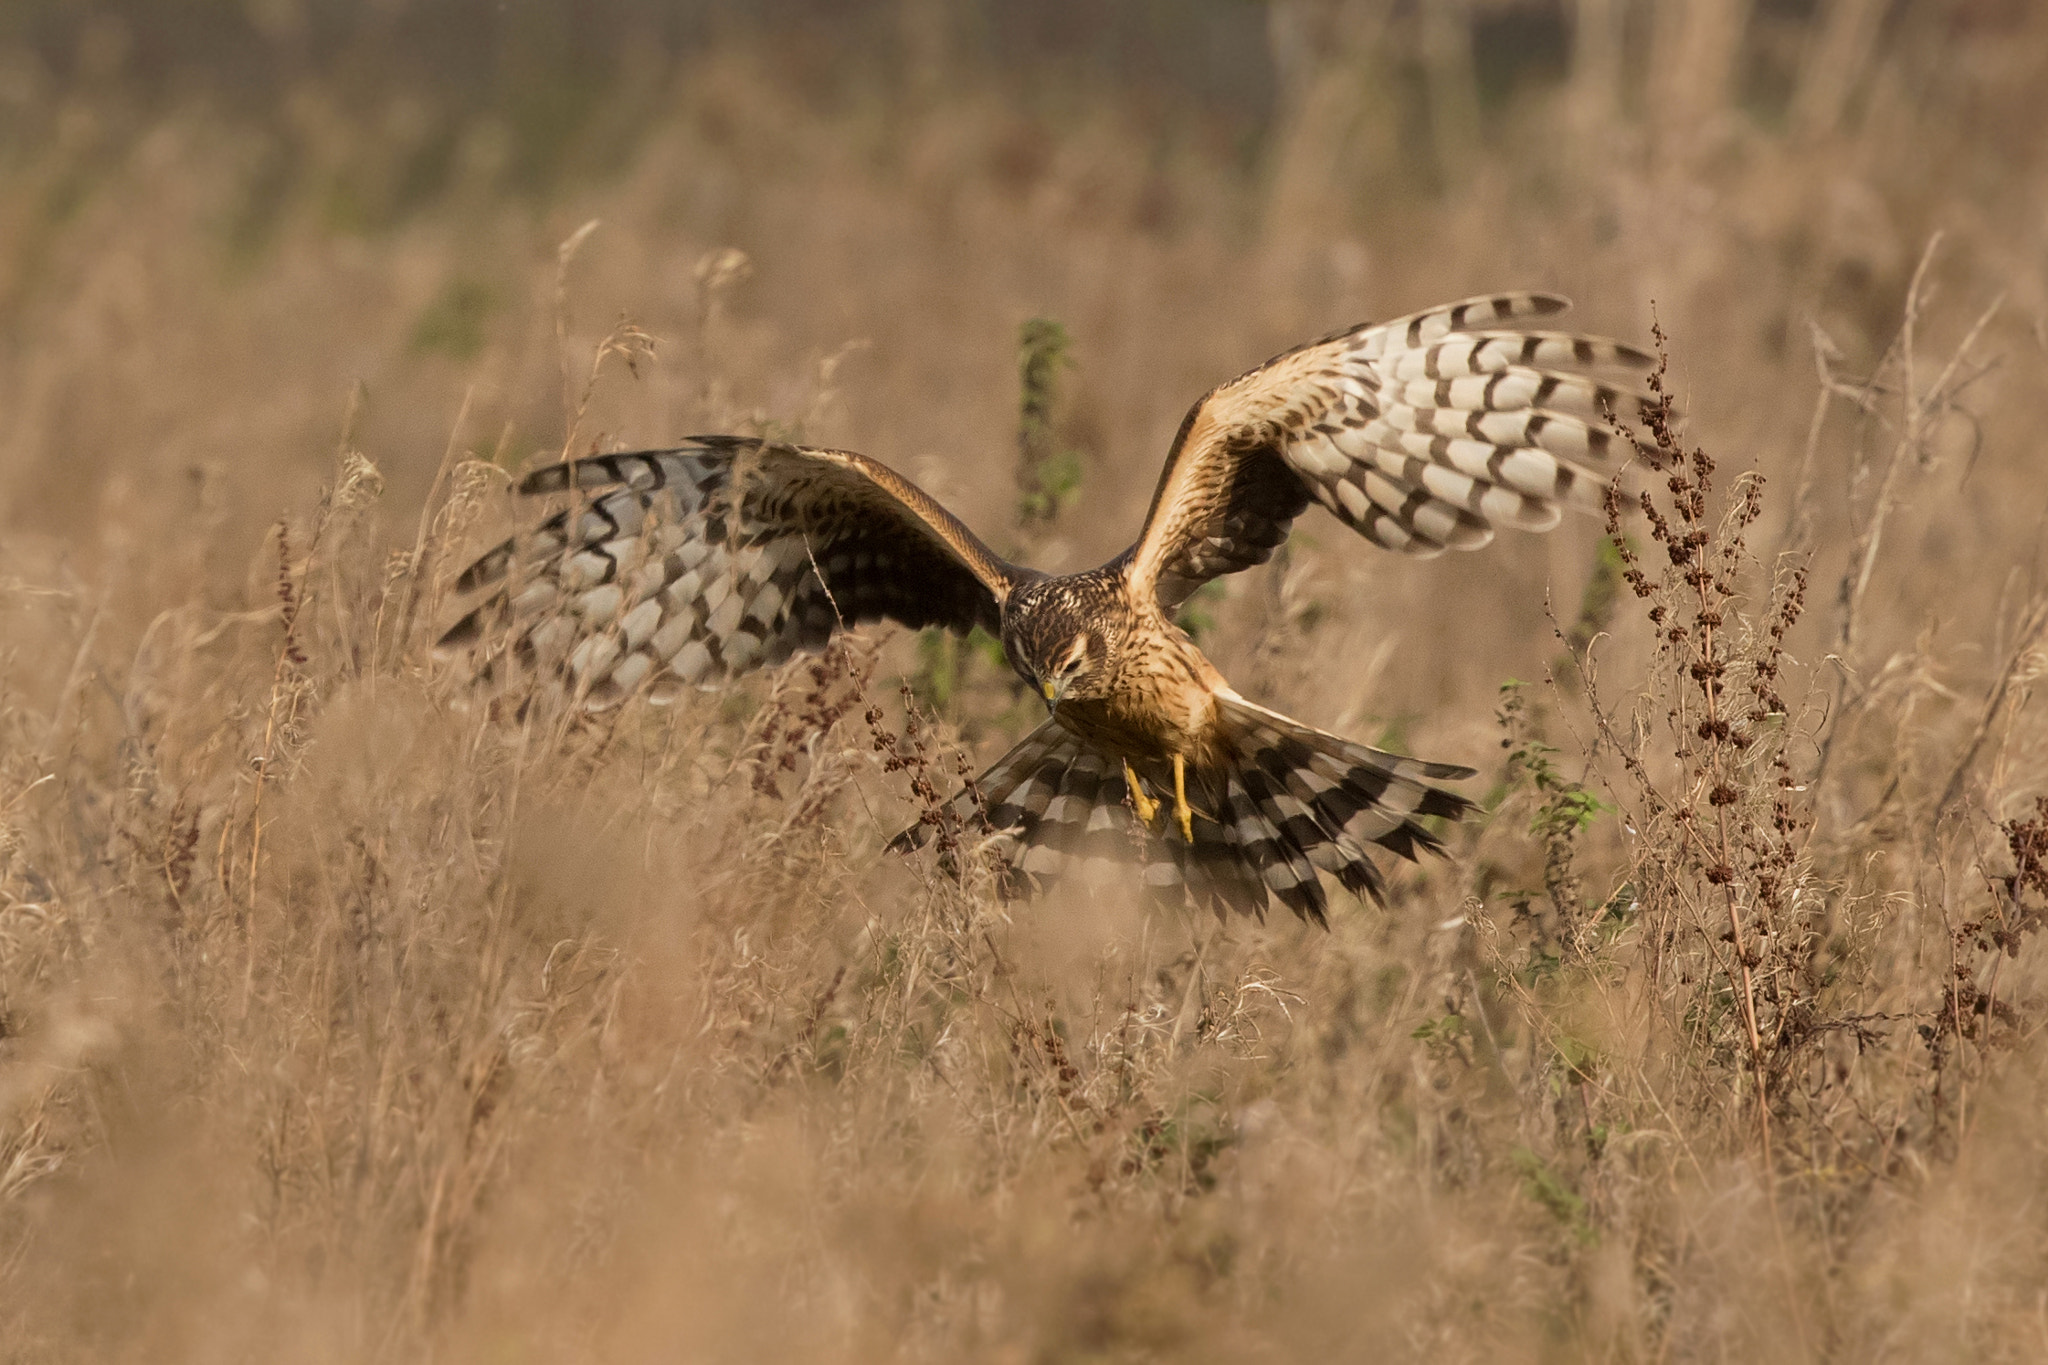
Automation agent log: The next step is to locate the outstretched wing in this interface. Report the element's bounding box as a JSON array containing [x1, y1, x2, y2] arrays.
[[440, 437, 1027, 705], [1121, 294, 1656, 609]]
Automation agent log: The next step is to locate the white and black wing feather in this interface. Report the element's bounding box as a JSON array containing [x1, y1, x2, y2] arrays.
[[1124, 293, 1656, 609], [441, 437, 1025, 705]]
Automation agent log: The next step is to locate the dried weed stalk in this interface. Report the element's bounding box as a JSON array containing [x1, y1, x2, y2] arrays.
[[1591, 325, 1813, 1129]]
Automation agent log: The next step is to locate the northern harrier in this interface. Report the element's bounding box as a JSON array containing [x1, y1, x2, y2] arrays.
[[442, 293, 1651, 922]]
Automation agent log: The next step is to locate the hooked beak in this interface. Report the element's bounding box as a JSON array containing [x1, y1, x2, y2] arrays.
[[1040, 675, 1069, 709]]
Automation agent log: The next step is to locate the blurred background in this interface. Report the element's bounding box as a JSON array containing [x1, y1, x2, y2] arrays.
[[4, 2, 2048, 1358]]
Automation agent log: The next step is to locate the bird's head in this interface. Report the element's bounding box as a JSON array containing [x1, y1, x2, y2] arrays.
[[1029, 629, 1111, 708], [1004, 581, 1118, 710]]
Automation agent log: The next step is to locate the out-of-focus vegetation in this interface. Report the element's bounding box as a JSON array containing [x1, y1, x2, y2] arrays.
[[4, 1, 2048, 1359]]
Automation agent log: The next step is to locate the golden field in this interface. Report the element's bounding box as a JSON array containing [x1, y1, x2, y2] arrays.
[[2, 2, 2047, 1358]]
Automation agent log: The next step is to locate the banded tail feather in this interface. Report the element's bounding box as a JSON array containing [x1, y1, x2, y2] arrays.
[[895, 694, 1472, 925], [884, 721, 1148, 898]]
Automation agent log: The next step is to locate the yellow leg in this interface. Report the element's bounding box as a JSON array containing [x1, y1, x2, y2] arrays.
[[1172, 753, 1194, 843], [1122, 759, 1159, 826]]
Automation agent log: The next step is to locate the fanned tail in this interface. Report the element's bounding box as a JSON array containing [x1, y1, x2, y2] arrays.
[[894, 695, 1472, 924], [887, 719, 1156, 895], [1189, 691, 1473, 924]]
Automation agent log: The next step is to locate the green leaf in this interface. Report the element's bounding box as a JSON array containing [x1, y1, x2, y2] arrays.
[[1511, 1146, 1595, 1244]]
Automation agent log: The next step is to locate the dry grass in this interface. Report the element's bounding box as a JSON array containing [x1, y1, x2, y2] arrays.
[[5, 3, 2048, 1359]]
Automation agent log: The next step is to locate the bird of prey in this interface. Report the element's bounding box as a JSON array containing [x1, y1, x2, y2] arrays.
[[441, 293, 1651, 922]]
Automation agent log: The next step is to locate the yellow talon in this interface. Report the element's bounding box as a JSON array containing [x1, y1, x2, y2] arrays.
[[1173, 753, 1194, 843], [1123, 760, 1160, 826]]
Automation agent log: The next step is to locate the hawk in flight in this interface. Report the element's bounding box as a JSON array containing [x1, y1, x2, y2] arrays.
[[443, 293, 1651, 922]]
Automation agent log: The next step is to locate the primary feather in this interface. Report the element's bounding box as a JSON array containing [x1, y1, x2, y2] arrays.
[[441, 438, 1023, 706], [1125, 291, 1654, 607]]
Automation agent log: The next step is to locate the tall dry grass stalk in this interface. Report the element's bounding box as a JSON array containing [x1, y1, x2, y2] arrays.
[[3, 3, 2048, 1359]]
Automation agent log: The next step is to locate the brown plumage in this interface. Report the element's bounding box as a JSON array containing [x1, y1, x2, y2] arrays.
[[441, 293, 1653, 922]]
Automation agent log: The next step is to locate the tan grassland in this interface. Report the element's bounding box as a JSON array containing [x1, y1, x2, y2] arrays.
[[3, 3, 2048, 1359]]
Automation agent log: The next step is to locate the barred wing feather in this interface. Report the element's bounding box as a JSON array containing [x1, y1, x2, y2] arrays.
[[1125, 293, 1656, 609], [440, 437, 1024, 705]]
